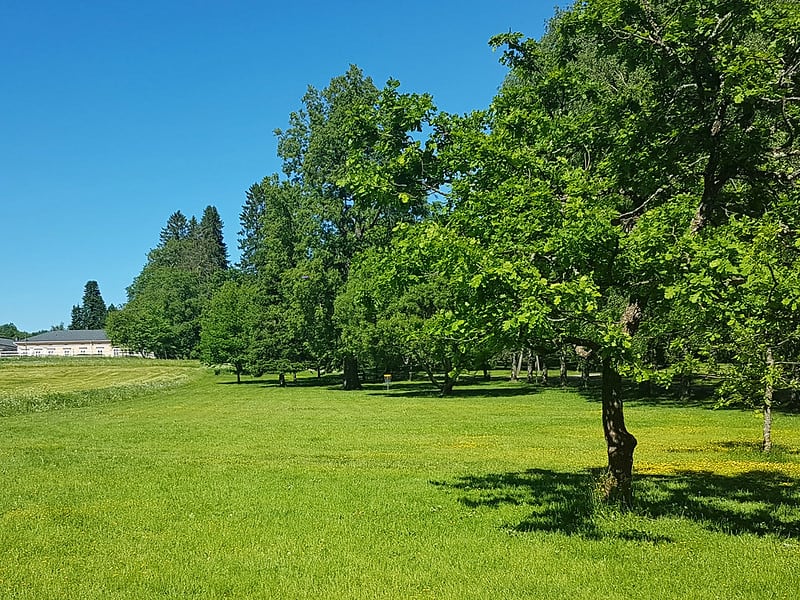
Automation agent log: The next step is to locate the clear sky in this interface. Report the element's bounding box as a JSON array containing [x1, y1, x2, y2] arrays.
[[1, 0, 563, 334]]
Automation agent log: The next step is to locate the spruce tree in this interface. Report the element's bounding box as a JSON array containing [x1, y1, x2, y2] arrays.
[[69, 305, 84, 330], [159, 211, 189, 247], [199, 205, 228, 272], [82, 280, 108, 329], [238, 184, 267, 274], [69, 281, 108, 330]]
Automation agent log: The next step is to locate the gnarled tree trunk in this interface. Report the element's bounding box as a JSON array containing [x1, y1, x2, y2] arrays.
[[601, 301, 643, 505], [601, 357, 637, 505]]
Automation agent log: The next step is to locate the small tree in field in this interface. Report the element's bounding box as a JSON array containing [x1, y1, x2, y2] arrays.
[[199, 280, 257, 383]]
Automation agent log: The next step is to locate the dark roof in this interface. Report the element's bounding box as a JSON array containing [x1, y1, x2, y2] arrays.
[[20, 329, 110, 343], [0, 338, 16, 349]]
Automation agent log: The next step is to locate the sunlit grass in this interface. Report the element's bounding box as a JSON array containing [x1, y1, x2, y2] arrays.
[[0, 358, 200, 415], [0, 365, 799, 598]]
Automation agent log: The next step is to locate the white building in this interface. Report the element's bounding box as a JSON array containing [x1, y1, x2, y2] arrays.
[[14, 329, 135, 357]]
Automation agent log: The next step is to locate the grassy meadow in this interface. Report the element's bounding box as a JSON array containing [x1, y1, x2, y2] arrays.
[[1, 359, 799, 599]]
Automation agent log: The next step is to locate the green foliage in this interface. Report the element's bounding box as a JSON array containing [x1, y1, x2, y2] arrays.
[[0, 323, 27, 339], [666, 210, 800, 409], [108, 266, 207, 358], [198, 205, 229, 273], [68, 280, 108, 330], [149, 206, 228, 279], [159, 210, 189, 246], [109, 207, 230, 358], [199, 280, 259, 382], [337, 221, 503, 391]]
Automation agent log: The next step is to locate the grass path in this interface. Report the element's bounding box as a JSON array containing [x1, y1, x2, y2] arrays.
[[1, 364, 799, 598]]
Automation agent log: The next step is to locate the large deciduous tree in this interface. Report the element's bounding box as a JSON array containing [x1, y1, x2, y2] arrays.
[[444, 0, 799, 500], [274, 65, 440, 389]]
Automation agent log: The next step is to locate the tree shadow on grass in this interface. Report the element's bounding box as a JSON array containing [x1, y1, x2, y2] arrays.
[[367, 382, 545, 399], [217, 379, 270, 386], [432, 467, 800, 542], [576, 380, 723, 410], [363, 375, 556, 399], [215, 374, 345, 388], [578, 379, 800, 413]]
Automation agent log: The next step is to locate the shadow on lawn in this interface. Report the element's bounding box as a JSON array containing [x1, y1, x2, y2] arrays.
[[576, 380, 721, 410], [366, 381, 544, 399], [579, 379, 800, 413], [433, 467, 800, 541], [216, 374, 345, 387]]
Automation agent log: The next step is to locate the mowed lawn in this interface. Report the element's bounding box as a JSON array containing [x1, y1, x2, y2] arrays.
[[1, 361, 799, 599], [0, 359, 198, 415]]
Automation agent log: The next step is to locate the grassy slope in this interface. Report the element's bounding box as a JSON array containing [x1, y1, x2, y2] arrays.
[[0, 358, 198, 415], [0, 364, 798, 599]]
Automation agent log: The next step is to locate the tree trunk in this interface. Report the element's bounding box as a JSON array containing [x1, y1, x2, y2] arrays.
[[559, 349, 568, 386], [540, 359, 549, 385], [441, 371, 455, 396], [763, 346, 774, 453], [278, 372, 286, 387], [526, 349, 534, 383], [483, 367, 491, 381], [580, 358, 590, 389], [343, 354, 362, 390], [601, 357, 637, 505], [510, 351, 522, 381], [439, 358, 455, 396]]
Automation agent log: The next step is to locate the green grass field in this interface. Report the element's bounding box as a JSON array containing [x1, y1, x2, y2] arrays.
[[1, 361, 799, 599]]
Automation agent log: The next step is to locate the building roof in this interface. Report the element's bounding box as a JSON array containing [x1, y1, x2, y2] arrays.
[[0, 338, 16, 349], [19, 329, 110, 343]]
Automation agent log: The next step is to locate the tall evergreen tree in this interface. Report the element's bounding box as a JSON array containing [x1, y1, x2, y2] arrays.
[[198, 205, 228, 272], [69, 305, 84, 330], [238, 183, 268, 274], [69, 281, 108, 329], [159, 211, 189, 247], [82, 280, 108, 329]]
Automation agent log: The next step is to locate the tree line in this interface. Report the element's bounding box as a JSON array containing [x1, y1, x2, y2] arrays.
[[105, 0, 799, 502], [106, 206, 228, 359]]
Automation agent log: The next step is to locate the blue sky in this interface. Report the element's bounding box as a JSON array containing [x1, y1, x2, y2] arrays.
[[1, 0, 563, 333]]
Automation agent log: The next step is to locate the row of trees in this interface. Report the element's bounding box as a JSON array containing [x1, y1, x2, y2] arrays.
[[106, 206, 228, 358], [105, 0, 798, 502], [0, 323, 33, 340]]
